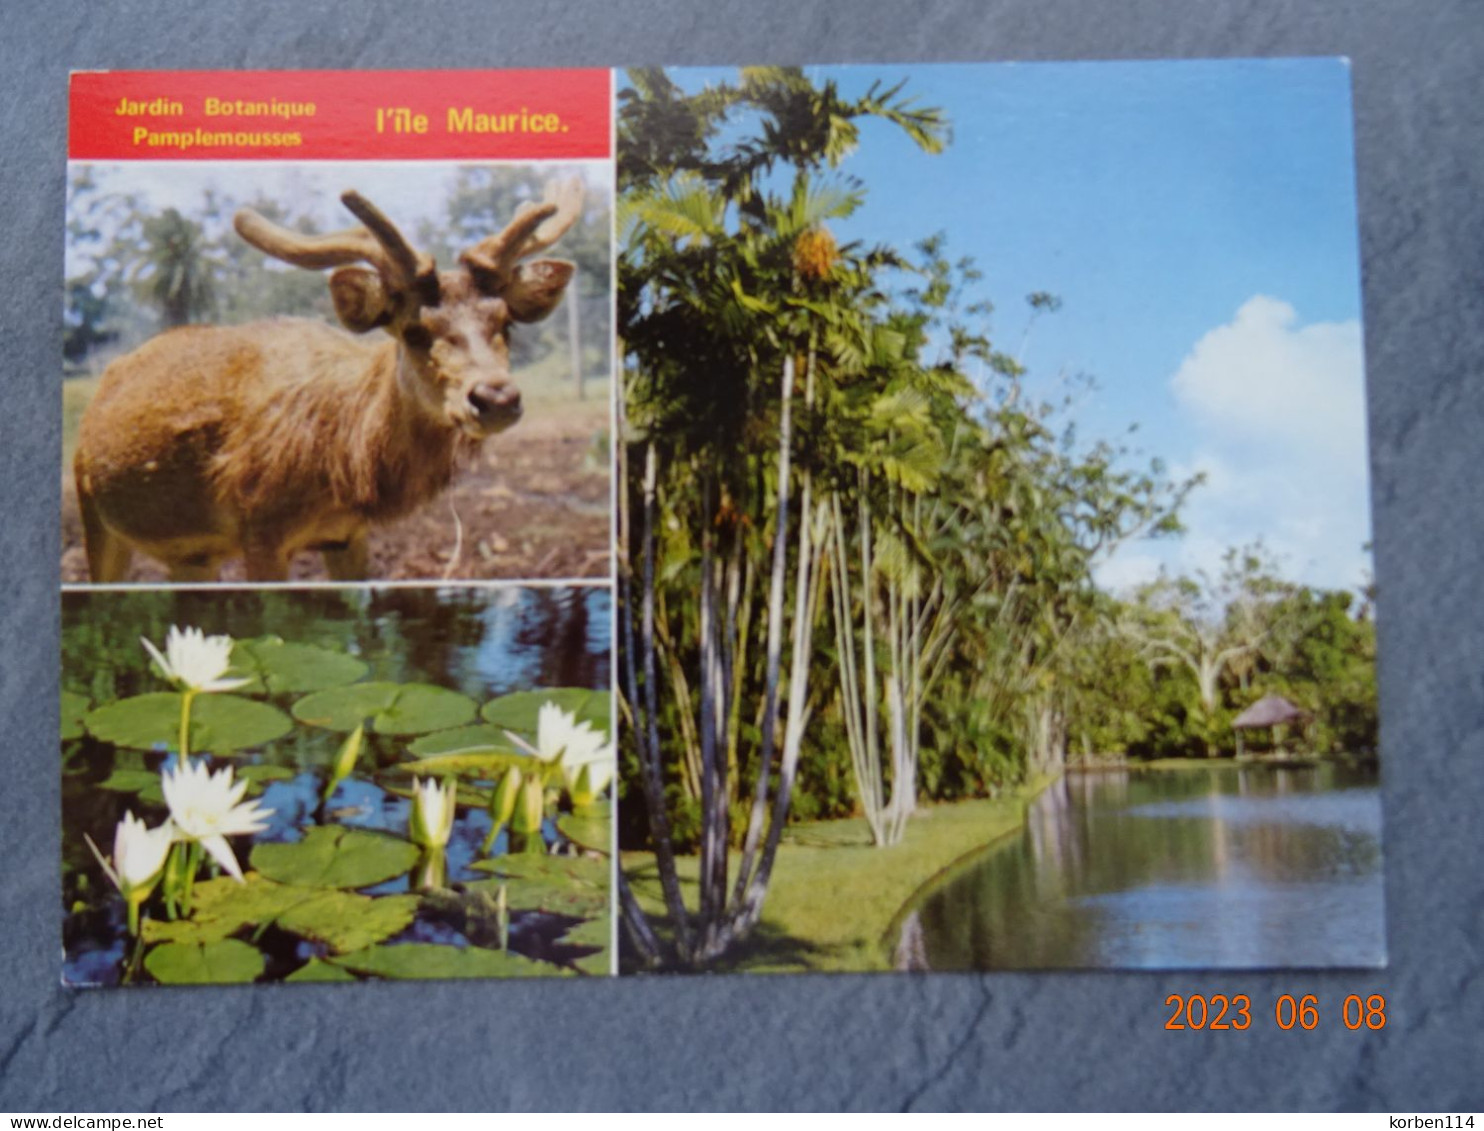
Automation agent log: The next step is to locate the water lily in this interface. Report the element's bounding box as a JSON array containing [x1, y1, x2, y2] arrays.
[[507, 702, 607, 766], [505, 703, 614, 804], [85, 812, 174, 934], [561, 726, 615, 804], [141, 626, 249, 694], [482, 765, 523, 854], [322, 723, 364, 805], [568, 759, 615, 810], [409, 776, 457, 850], [161, 758, 273, 883], [141, 626, 249, 759]]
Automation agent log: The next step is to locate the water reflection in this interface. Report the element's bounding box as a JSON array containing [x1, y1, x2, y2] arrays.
[[910, 764, 1386, 970]]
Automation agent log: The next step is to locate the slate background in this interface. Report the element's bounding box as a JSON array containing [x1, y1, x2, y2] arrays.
[[3, 0, 1480, 1112]]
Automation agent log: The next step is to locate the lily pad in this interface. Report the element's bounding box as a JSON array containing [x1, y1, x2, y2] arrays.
[[141, 874, 309, 945], [286, 958, 356, 983], [144, 939, 264, 985], [236, 764, 296, 796], [394, 749, 536, 781], [276, 891, 420, 955], [85, 692, 292, 753], [465, 875, 605, 919], [557, 801, 612, 855], [293, 683, 476, 735], [96, 768, 163, 803], [233, 638, 370, 695], [407, 725, 527, 758], [563, 915, 612, 976], [141, 875, 417, 954], [480, 689, 612, 738], [573, 949, 612, 976], [61, 691, 90, 741], [465, 852, 609, 919], [330, 942, 564, 980], [470, 851, 610, 888], [561, 915, 612, 950], [251, 825, 419, 889]]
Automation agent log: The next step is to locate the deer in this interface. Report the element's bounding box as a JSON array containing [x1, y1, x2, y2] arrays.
[[73, 178, 585, 583]]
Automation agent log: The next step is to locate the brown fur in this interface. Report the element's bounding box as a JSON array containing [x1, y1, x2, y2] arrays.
[[75, 183, 581, 584], [75, 318, 486, 582]]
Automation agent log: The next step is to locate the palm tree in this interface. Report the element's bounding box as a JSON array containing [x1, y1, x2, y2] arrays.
[[617, 66, 947, 968], [138, 208, 216, 327]]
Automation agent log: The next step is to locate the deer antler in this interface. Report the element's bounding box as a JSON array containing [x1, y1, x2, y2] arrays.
[[460, 177, 584, 290], [234, 193, 440, 305]]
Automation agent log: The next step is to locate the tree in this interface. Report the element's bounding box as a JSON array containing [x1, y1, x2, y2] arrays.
[[617, 66, 947, 967], [137, 208, 216, 328], [1116, 545, 1299, 755]]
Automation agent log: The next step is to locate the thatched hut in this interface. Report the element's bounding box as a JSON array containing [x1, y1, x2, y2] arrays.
[[1232, 694, 1309, 757]]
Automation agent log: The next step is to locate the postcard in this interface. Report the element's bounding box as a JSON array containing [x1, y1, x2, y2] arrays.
[[61, 62, 1382, 985]]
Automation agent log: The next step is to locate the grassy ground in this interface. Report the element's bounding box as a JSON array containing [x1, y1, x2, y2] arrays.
[[622, 775, 1055, 974]]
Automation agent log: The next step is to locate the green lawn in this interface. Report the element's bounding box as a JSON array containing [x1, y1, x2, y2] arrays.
[[623, 775, 1055, 974]]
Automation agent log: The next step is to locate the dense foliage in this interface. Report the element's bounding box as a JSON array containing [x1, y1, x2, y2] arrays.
[[615, 68, 1378, 970]]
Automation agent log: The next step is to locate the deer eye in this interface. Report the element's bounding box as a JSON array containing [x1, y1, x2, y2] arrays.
[[402, 325, 432, 351]]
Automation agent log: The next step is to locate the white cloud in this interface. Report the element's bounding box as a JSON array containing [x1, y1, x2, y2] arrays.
[[1170, 294, 1366, 464], [1100, 296, 1372, 594]]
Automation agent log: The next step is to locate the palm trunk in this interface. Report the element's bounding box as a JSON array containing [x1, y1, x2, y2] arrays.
[[618, 437, 692, 960]]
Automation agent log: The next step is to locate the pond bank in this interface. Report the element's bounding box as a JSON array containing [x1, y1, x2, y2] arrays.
[[622, 774, 1057, 974]]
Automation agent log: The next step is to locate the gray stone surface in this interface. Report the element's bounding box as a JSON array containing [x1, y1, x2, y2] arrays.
[[3, 0, 1481, 1111]]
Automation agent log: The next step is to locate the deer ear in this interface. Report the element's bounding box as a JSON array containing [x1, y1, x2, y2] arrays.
[[328, 266, 392, 333], [503, 259, 575, 323]]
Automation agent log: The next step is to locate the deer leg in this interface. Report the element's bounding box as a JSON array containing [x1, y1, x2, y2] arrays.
[[78, 484, 131, 583], [166, 558, 221, 584], [322, 531, 369, 582]]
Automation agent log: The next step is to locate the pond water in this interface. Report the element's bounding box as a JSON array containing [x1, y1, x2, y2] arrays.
[[61, 585, 612, 986], [905, 764, 1386, 970]]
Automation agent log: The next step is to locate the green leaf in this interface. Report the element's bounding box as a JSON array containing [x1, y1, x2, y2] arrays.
[[144, 939, 264, 985], [85, 693, 292, 752], [96, 768, 163, 803], [407, 725, 526, 758], [276, 891, 420, 955], [61, 691, 90, 741], [233, 638, 370, 695], [240, 764, 296, 798], [480, 689, 611, 739], [471, 875, 606, 919], [557, 802, 611, 855], [286, 958, 357, 983], [466, 852, 609, 919], [250, 826, 420, 890], [562, 914, 613, 978], [140, 874, 415, 954], [396, 750, 535, 781], [330, 943, 565, 980], [141, 874, 307, 944], [561, 915, 612, 950], [293, 683, 476, 735], [470, 851, 610, 888]]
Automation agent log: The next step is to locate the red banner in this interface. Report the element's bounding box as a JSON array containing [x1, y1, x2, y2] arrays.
[[69, 70, 612, 161]]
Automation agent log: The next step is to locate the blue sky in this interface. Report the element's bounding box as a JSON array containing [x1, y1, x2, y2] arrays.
[[665, 61, 1370, 593]]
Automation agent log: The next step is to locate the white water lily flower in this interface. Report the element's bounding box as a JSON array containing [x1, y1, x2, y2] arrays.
[[141, 625, 250, 694], [85, 812, 175, 899], [161, 759, 273, 882], [507, 703, 608, 765], [409, 776, 458, 849]]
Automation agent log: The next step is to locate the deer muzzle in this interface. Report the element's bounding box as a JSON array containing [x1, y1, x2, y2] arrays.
[[467, 382, 523, 431]]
